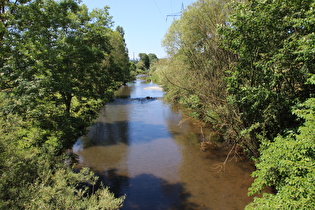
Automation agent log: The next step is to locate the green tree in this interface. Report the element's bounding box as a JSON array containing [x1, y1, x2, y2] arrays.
[[246, 97, 315, 209], [148, 53, 158, 65], [1, 0, 115, 149], [136, 59, 146, 71], [0, 0, 32, 40], [139, 53, 150, 70], [219, 0, 315, 208], [159, 0, 239, 143], [220, 0, 315, 152], [0, 100, 124, 209], [109, 26, 130, 83], [0, 0, 128, 208]]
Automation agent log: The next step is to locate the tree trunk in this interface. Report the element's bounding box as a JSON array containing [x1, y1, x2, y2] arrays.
[[62, 92, 72, 114]]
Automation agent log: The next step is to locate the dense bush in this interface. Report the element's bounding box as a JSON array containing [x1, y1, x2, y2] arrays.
[[155, 0, 315, 208], [0, 102, 125, 209], [0, 0, 128, 208], [247, 98, 315, 209]]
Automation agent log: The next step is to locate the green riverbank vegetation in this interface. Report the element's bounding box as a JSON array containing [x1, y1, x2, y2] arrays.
[[152, 0, 315, 208], [0, 0, 130, 208], [129, 53, 159, 78]]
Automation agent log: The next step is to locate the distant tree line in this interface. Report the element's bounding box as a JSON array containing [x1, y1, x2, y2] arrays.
[[153, 0, 315, 208], [0, 0, 130, 208], [129, 53, 158, 76]]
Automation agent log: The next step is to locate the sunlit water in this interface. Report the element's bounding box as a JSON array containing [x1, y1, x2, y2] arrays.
[[73, 76, 257, 209]]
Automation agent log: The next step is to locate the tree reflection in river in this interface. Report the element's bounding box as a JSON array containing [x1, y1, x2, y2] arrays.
[[87, 104, 130, 146], [94, 169, 200, 210]]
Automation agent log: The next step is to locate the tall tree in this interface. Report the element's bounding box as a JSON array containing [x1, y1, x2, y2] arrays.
[[160, 0, 238, 143], [139, 53, 150, 70], [220, 0, 315, 208], [0, 0, 133, 153], [108, 26, 130, 83], [148, 53, 158, 64], [0, 0, 127, 208], [221, 0, 315, 146], [2, 1, 119, 115]]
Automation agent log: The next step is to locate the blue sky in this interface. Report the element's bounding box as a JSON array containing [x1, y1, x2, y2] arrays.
[[80, 0, 196, 59]]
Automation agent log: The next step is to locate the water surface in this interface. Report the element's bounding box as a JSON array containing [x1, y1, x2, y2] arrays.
[[73, 76, 257, 209]]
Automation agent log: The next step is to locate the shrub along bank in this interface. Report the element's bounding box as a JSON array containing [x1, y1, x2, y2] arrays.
[[152, 0, 315, 208]]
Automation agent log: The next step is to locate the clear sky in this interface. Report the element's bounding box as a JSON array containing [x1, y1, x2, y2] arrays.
[[80, 0, 197, 59]]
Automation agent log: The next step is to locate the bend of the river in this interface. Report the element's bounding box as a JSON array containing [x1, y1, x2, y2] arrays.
[[72, 76, 257, 210]]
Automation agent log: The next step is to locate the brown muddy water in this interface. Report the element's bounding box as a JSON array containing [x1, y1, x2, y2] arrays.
[[72, 76, 258, 209]]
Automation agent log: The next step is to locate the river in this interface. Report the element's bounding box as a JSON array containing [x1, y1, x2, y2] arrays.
[[72, 76, 257, 209]]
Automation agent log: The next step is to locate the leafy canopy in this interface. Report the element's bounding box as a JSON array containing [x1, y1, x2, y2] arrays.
[[0, 0, 130, 208]]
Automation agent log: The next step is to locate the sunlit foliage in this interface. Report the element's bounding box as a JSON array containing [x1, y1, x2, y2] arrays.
[[0, 0, 128, 208], [221, 0, 315, 146], [158, 0, 315, 208], [246, 97, 315, 209], [155, 0, 240, 144]]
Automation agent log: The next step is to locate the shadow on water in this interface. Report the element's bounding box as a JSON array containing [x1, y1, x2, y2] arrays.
[[93, 169, 201, 210], [80, 119, 173, 148], [77, 97, 175, 148]]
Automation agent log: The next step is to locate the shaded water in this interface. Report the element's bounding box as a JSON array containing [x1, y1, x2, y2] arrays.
[[73, 76, 257, 209]]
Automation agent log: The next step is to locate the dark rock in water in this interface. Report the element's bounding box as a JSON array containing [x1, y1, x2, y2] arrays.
[[127, 96, 159, 104]]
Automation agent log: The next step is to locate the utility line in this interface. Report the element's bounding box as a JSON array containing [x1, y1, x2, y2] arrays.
[[153, 0, 164, 19]]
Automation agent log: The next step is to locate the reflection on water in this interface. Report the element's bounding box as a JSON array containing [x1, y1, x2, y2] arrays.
[[73, 76, 256, 209]]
